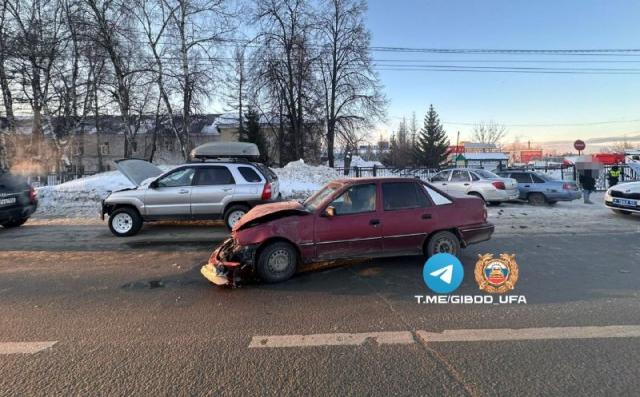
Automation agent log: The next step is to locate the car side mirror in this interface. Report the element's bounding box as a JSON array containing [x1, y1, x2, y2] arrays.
[[149, 180, 158, 189], [323, 206, 336, 217]]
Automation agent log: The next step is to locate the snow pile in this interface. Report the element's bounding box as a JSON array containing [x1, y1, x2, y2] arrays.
[[349, 156, 383, 168], [35, 165, 175, 218], [36, 171, 134, 217], [273, 159, 343, 199]]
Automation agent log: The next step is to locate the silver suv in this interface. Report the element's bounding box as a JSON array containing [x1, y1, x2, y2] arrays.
[[101, 158, 279, 236]]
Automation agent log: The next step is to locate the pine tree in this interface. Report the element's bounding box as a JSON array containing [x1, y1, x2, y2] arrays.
[[242, 107, 269, 163], [415, 105, 449, 167]]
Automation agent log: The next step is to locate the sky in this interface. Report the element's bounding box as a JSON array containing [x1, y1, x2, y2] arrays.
[[365, 0, 640, 152]]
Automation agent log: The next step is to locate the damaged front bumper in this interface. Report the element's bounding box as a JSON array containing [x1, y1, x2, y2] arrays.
[[200, 238, 258, 286]]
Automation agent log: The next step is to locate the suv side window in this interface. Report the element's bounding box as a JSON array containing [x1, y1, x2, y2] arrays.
[[431, 170, 450, 182], [238, 166, 262, 183], [329, 184, 376, 215], [451, 170, 470, 182], [382, 182, 431, 210], [511, 173, 533, 184], [157, 167, 195, 188], [194, 166, 235, 186]]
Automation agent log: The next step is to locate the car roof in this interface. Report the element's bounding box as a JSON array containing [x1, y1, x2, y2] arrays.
[[337, 177, 424, 184]]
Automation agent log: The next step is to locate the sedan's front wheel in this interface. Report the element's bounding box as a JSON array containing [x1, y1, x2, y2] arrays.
[[426, 231, 461, 257], [256, 241, 298, 283]]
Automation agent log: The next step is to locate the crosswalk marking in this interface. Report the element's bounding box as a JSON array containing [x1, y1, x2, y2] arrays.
[[0, 341, 58, 355], [250, 325, 640, 348]]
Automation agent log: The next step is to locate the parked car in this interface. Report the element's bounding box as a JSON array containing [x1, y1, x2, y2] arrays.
[[0, 169, 38, 228], [101, 143, 280, 236], [497, 170, 581, 205], [604, 181, 640, 215], [201, 177, 494, 286], [429, 168, 518, 205]]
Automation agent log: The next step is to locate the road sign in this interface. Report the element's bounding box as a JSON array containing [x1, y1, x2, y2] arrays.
[[574, 140, 586, 152]]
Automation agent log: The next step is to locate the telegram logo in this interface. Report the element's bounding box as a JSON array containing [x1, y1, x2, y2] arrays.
[[423, 253, 464, 294]]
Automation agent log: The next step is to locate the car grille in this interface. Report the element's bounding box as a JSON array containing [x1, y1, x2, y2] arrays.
[[610, 190, 640, 200]]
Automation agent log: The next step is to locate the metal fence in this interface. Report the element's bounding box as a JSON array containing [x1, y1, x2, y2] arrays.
[[334, 165, 578, 183], [26, 172, 98, 188]]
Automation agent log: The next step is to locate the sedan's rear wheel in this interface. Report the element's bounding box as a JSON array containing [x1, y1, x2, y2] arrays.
[[528, 192, 547, 206], [256, 241, 297, 283], [426, 231, 461, 257], [108, 207, 142, 237]]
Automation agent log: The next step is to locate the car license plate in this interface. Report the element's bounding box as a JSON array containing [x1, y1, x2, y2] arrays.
[[0, 197, 16, 207], [613, 198, 638, 208]]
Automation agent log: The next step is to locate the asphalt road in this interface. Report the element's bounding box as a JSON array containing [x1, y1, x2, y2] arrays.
[[1, 220, 639, 396]]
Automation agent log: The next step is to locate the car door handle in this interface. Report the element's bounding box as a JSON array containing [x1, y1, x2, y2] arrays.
[[179, 189, 190, 194], [222, 188, 233, 192], [524, 185, 530, 188], [369, 219, 380, 226], [463, 183, 470, 186], [442, 183, 447, 185], [422, 214, 432, 220]]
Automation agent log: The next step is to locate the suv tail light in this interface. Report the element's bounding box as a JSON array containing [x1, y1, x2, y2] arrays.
[[261, 182, 272, 200], [491, 181, 506, 190], [28, 186, 37, 203]]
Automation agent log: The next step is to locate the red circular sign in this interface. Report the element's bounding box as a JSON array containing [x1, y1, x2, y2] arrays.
[[574, 140, 586, 151]]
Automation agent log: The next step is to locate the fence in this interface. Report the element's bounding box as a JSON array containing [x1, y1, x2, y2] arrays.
[[334, 164, 578, 183], [26, 172, 98, 188]]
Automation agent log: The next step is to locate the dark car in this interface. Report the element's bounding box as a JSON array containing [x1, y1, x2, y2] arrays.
[[497, 170, 581, 205], [0, 170, 38, 228], [201, 177, 494, 286]]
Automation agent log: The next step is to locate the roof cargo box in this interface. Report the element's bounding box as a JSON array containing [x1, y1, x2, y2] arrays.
[[190, 142, 260, 160]]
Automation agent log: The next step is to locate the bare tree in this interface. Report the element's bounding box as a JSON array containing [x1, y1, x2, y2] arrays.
[[472, 120, 507, 148], [0, 0, 15, 168], [253, 0, 318, 163], [8, 0, 65, 148], [164, 0, 235, 159], [84, 0, 152, 157], [317, 0, 385, 166]]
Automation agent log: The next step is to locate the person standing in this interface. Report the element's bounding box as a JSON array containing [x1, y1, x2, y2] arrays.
[[579, 170, 596, 204], [607, 165, 621, 187]]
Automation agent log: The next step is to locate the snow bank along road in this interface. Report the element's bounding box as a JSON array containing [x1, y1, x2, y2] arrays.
[[1, 212, 640, 394]]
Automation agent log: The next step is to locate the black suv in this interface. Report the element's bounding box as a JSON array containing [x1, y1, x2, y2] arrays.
[[0, 169, 38, 228]]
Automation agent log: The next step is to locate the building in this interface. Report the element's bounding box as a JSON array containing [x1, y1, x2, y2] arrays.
[[2, 113, 322, 176]]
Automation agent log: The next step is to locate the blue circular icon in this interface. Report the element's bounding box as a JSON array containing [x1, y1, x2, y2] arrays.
[[423, 253, 464, 294]]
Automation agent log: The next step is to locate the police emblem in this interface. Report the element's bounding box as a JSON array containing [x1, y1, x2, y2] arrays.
[[474, 253, 519, 294]]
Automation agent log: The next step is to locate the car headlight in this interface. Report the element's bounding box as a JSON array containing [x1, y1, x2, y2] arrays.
[[604, 189, 612, 201]]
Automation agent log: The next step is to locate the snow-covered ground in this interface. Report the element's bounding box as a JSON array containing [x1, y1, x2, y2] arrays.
[[31, 162, 640, 236], [489, 192, 640, 235]]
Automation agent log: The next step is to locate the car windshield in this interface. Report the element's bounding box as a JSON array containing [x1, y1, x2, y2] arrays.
[[473, 169, 500, 179], [303, 182, 342, 211]]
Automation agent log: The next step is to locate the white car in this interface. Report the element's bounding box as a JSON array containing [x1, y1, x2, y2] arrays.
[[429, 168, 519, 205], [604, 181, 640, 215]]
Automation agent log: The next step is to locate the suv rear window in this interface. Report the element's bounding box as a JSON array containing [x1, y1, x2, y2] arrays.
[[238, 166, 262, 183], [195, 167, 235, 185], [382, 182, 430, 210], [253, 163, 277, 182]]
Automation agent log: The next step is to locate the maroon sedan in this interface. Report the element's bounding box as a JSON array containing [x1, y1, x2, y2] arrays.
[[201, 177, 493, 286]]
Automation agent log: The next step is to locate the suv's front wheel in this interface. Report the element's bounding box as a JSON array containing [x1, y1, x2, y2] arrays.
[[108, 207, 143, 237]]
